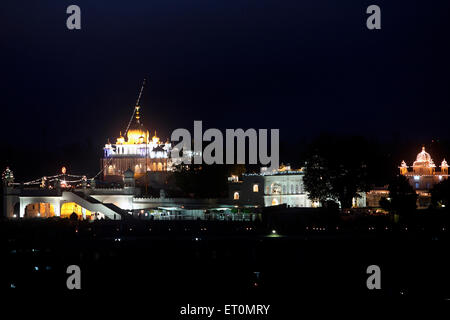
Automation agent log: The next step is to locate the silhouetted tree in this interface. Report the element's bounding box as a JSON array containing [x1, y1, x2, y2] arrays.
[[303, 135, 370, 208], [303, 154, 333, 203], [382, 175, 417, 215]]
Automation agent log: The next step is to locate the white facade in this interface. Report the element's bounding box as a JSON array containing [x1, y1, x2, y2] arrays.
[[261, 171, 312, 207], [230, 166, 314, 208]]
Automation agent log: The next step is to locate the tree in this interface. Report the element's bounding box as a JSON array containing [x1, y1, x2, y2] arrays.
[[383, 175, 417, 215], [431, 179, 450, 210], [303, 135, 370, 209], [303, 154, 333, 203]]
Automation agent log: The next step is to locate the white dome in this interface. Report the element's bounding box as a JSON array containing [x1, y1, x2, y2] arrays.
[[413, 147, 435, 167]]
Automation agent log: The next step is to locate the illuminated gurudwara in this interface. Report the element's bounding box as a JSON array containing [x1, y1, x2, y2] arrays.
[[102, 102, 173, 181], [399, 147, 449, 190]]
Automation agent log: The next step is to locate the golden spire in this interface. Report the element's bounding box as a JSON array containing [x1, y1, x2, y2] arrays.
[[134, 78, 146, 124], [135, 105, 140, 123]]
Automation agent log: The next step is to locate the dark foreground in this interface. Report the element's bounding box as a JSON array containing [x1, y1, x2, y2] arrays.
[[2, 216, 450, 316]]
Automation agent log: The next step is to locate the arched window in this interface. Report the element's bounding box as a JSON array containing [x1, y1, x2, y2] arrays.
[[271, 183, 281, 194], [253, 184, 259, 192], [291, 184, 294, 194], [295, 184, 299, 194], [234, 192, 240, 200], [272, 198, 279, 206]]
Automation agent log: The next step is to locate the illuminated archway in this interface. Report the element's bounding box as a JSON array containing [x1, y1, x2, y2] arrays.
[[61, 202, 92, 220], [272, 199, 279, 206], [108, 165, 115, 175], [271, 183, 281, 194], [24, 203, 55, 218]]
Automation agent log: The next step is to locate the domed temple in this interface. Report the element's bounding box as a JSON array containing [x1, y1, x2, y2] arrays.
[[101, 103, 173, 183], [399, 147, 449, 190]]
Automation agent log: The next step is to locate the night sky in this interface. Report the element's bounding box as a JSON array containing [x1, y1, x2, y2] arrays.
[[2, 1, 450, 177]]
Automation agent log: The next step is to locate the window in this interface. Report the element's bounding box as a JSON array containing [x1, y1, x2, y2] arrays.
[[234, 192, 240, 200], [291, 185, 294, 194], [253, 184, 259, 192], [272, 198, 279, 206], [272, 183, 281, 194], [295, 185, 299, 194]]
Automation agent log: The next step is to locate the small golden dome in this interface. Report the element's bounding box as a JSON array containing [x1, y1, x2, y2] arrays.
[[152, 131, 160, 144], [116, 131, 125, 144]]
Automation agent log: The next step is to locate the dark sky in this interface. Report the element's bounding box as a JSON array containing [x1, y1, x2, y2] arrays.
[[2, 0, 450, 150]]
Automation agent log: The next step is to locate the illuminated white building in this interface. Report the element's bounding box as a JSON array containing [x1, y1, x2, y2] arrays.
[[229, 165, 314, 208], [102, 104, 173, 181], [399, 147, 449, 190]]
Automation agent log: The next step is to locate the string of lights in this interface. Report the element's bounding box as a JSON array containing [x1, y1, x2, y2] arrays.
[[10, 173, 86, 186]]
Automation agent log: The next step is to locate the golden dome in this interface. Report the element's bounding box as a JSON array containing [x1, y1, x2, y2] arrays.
[[127, 128, 149, 144]]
